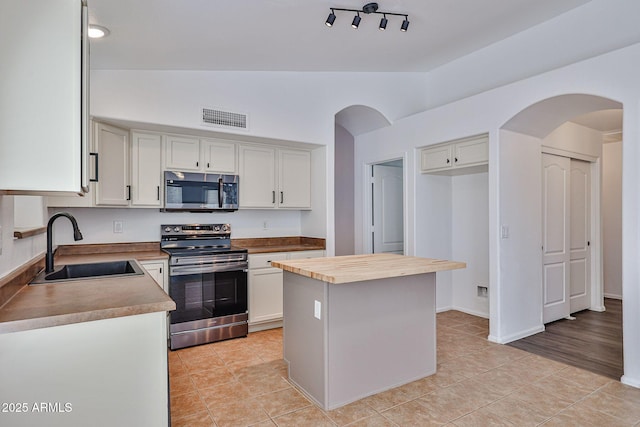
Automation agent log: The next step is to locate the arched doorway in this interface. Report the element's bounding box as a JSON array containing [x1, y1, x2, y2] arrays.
[[499, 94, 623, 379], [334, 105, 391, 256]]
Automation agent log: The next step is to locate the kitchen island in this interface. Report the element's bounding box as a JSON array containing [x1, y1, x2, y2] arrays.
[[271, 253, 465, 410]]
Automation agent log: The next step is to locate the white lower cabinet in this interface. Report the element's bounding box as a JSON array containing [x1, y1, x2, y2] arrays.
[[139, 260, 168, 294], [248, 250, 324, 332]]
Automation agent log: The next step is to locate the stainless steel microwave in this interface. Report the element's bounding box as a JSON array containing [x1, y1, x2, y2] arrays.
[[163, 171, 239, 212]]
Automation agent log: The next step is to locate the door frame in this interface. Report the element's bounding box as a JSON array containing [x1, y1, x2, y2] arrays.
[[541, 146, 604, 314], [363, 155, 407, 255]]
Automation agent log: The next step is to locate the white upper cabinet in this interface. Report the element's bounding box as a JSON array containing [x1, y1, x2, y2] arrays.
[[239, 145, 311, 209], [278, 149, 311, 209], [48, 125, 162, 208], [201, 139, 237, 173], [163, 135, 201, 171], [94, 123, 130, 206], [130, 132, 162, 207], [0, 0, 89, 193], [420, 134, 488, 175], [239, 145, 277, 208], [163, 135, 237, 173]]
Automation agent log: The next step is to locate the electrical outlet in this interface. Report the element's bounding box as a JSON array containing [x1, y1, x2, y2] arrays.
[[263, 220, 268, 230], [477, 286, 488, 297], [314, 300, 321, 320], [501, 225, 510, 239], [113, 220, 124, 233]]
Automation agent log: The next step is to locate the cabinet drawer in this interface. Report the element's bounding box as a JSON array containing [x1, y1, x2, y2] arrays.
[[248, 253, 288, 269], [287, 250, 325, 260]]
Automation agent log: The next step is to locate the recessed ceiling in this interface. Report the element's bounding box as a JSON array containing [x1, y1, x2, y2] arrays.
[[88, 0, 592, 72]]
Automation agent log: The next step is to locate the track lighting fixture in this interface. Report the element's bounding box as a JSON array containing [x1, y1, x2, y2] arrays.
[[326, 9, 336, 27], [352, 12, 361, 29], [324, 2, 410, 32], [401, 17, 410, 32], [379, 14, 388, 31]]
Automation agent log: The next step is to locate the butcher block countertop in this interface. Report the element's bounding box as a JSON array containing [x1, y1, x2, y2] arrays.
[[0, 242, 174, 334], [271, 253, 466, 284], [232, 236, 325, 254]]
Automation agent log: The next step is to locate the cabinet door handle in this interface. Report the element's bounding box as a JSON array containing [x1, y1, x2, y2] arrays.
[[272, 191, 275, 204], [196, 161, 199, 167], [207, 162, 210, 168], [446, 158, 450, 164], [90, 152, 99, 182], [280, 191, 284, 204], [157, 185, 160, 201], [454, 157, 458, 163], [126, 185, 131, 201]]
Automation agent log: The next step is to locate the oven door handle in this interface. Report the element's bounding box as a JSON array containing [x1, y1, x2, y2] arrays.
[[170, 263, 248, 276]]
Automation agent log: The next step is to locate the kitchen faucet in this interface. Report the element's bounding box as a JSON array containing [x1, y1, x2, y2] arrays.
[[45, 212, 83, 273]]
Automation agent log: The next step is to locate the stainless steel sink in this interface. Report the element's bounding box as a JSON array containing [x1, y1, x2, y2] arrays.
[[30, 260, 145, 284]]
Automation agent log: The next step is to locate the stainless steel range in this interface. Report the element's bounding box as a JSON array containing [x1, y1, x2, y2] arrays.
[[161, 224, 248, 350]]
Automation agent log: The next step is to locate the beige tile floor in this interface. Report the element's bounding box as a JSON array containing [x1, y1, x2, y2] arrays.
[[168, 311, 640, 426]]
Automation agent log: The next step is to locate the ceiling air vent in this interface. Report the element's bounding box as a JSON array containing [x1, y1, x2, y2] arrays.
[[201, 107, 248, 130]]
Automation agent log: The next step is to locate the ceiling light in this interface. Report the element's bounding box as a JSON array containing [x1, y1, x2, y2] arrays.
[[352, 13, 361, 29], [325, 10, 336, 27], [379, 15, 388, 31], [401, 17, 410, 32], [88, 25, 110, 38], [324, 2, 410, 32]]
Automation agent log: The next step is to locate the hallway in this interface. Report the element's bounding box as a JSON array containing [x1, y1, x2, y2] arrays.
[[509, 299, 623, 379]]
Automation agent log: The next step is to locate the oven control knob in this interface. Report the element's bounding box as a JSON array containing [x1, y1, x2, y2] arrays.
[[222, 224, 229, 231], [214, 225, 221, 232], [164, 226, 172, 232], [173, 227, 181, 232]]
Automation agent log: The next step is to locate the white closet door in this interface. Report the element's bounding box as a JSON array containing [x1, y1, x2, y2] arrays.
[[372, 165, 404, 254], [569, 159, 591, 313], [542, 154, 571, 323]]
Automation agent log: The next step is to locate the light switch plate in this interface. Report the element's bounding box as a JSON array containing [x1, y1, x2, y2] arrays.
[[113, 220, 123, 233], [314, 300, 321, 320]]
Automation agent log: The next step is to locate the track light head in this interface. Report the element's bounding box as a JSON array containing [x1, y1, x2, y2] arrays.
[[326, 10, 336, 27], [401, 17, 409, 32], [352, 13, 361, 29], [379, 15, 388, 31]]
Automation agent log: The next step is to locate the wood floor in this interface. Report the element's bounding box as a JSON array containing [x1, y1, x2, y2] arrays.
[[508, 298, 623, 380]]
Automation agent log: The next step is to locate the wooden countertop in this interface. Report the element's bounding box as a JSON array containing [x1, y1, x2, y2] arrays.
[[0, 243, 174, 334], [232, 237, 325, 254], [271, 253, 466, 284]]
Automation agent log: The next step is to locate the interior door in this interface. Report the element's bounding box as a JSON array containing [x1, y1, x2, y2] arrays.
[[569, 159, 591, 313], [372, 164, 404, 254], [542, 153, 571, 323]]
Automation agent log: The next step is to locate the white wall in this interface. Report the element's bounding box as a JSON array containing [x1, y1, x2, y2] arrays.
[[452, 172, 489, 317], [415, 174, 452, 310], [0, 196, 46, 280], [355, 41, 640, 387], [543, 121, 604, 158], [334, 124, 355, 256], [603, 141, 623, 299], [48, 207, 303, 246]]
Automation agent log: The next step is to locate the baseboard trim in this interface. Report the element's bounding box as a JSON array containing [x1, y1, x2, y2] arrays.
[[436, 306, 453, 313], [621, 375, 640, 389], [603, 293, 622, 300], [450, 305, 489, 319], [488, 324, 545, 344]]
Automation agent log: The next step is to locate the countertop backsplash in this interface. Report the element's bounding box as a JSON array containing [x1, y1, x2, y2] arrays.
[[47, 207, 307, 245]]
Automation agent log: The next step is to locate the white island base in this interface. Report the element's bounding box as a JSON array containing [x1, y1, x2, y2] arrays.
[[282, 271, 437, 410]]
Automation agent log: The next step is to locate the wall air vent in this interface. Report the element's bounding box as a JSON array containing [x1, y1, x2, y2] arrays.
[[201, 107, 248, 131]]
